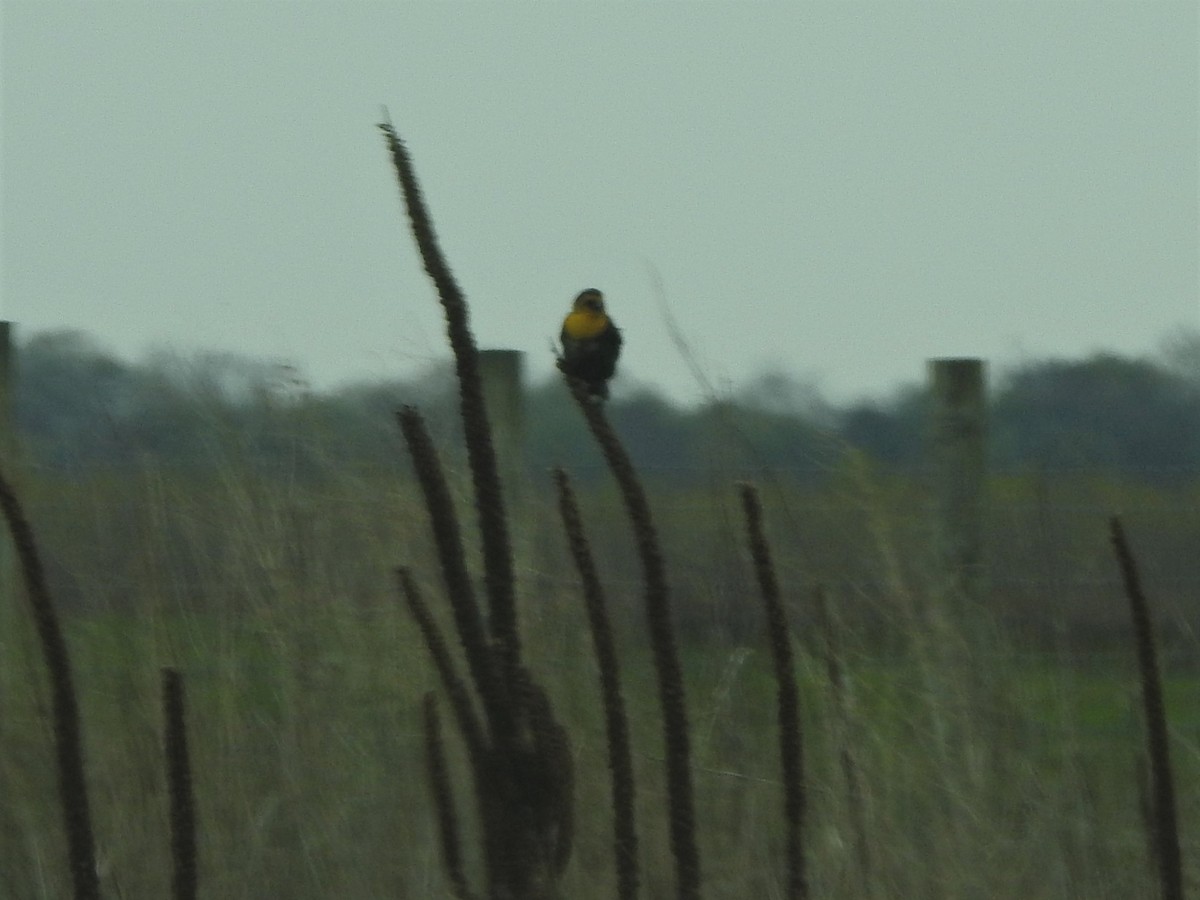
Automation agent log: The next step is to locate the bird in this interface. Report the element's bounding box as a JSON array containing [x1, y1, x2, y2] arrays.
[[559, 288, 622, 400]]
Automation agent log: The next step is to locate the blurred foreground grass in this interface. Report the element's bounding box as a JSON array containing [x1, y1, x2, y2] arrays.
[[3, 595, 1196, 898], [1, 463, 1196, 897]]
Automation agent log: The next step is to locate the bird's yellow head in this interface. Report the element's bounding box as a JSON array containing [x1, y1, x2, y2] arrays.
[[573, 289, 605, 315], [563, 288, 610, 340]]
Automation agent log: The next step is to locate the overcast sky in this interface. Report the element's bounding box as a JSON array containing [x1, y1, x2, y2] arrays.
[[3, 2, 1196, 405]]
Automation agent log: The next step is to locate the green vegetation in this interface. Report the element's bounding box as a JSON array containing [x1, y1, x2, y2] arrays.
[[17, 325, 1200, 486], [2, 438, 1195, 897], [3, 127, 1195, 896]]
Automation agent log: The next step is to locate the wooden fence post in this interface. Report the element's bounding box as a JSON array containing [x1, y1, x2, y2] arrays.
[[0, 322, 13, 461], [478, 349, 526, 495], [927, 358, 986, 607], [0, 322, 14, 715]]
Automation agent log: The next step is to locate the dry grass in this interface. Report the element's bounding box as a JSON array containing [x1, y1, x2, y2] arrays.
[[1, 121, 1195, 899], [1, 459, 1196, 898]]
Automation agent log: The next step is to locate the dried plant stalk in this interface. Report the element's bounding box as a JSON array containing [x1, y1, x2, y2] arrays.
[[162, 668, 198, 900], [739, 483, 808, 899], [378, 117, 520, 681], [0, 469, 99, 900], [563, 375, 700, 900], [553, 467, 640, 900], [516, 669, 577, 878], [1110, 517, 1182, 900], [397, 406, 509, 740], [396, 568, 487, 762], [423, 694, 478, 900], [382, 118, 573, 899]]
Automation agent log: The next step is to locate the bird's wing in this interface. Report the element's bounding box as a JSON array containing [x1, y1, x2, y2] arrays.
[[602, 322, 622, 352]]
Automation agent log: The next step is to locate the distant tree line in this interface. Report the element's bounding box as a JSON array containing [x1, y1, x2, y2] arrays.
[[15, 328, 1200, 486]]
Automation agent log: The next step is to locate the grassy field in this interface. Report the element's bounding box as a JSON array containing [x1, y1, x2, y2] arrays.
[[1, 461, 1196, 898], [8, 111, 1195, 899]]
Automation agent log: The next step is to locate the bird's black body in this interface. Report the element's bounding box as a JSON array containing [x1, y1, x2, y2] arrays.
[[559, 289, 622, 400]]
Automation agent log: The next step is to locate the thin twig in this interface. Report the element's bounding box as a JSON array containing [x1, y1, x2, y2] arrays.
[[814, 586, 870, 885]]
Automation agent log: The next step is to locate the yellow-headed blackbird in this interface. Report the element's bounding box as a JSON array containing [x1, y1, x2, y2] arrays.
[[559, 288, 622, 400]]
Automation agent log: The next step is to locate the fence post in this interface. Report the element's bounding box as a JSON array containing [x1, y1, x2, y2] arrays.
[[927, 358, 986, 607], [0, 323, 14, 716], [0, 322, 13, 462], [478, 349, 526, 495]]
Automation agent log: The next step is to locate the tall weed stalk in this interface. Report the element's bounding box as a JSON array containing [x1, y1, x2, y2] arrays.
[[553, 467, 640, 900], [1110, 516, 1182, 900], [738, 483, 808, 899], [380, 117, 574, 899], [162, 667, 197, 900], [562, 375, 700, 900], [0, 469, 99, 900]]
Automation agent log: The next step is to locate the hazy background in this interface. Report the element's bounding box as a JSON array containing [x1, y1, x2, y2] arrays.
[[3, 2, 1196, 405]]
